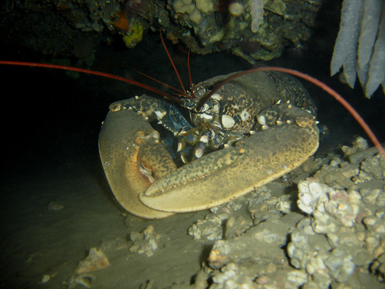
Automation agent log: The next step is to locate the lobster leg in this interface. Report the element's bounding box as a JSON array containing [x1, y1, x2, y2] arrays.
[[139, 102, 319, 213], [98, 101, 177, 219]]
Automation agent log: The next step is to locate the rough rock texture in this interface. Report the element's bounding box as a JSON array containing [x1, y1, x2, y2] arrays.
[[196, 138, 385, 289], [1, 0, 322, 63]]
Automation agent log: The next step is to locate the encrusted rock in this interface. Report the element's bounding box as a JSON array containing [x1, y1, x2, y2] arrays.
[[247, 186, 289, 224], [313, 162, 360, 188], [129, 225, 159, 257], [341, 136, 369, 157], [189, 214, 225, 241], [75, 248, 110, 274], [359, 153, 385, 180], [211, 262, 257, 289], [224, 216, 253, 239], [189, 188, 269, 241], [63, 247, 110, 289], [289, 176, 385, 287], [63, 273, 95, 289], [194, 143, 385, 289], [208, 213, 303, 270]]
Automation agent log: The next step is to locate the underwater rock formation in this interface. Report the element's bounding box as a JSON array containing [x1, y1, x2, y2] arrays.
[[129, 225, 159, 257], [200, 138, 385, 288], [331, 0, 385, 97], [289, 178, 385, 287], [1, 0, 322, 63]]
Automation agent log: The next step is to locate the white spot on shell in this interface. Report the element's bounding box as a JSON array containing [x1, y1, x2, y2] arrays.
[[201, 104, 209, 112], [211, 93, 223, 100], [212, 104, 220, 114], [200, 135, 209, 143], [240, 109, 251, 121], [195, 148, 204, 158], [154, 110, 166, 119], [177, 142, 183, 152], [222, 115, 235, 129], [257, 115, 266, 126], [199, 113, 213, 120]]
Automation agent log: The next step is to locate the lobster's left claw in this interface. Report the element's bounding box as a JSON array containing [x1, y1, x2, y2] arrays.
[[99, 102, 177, 219], [139, 103, 319, 213]]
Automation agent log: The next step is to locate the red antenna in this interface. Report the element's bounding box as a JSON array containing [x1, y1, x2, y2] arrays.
[[0, 60, 183, 105], [0, 60, 383, 161]]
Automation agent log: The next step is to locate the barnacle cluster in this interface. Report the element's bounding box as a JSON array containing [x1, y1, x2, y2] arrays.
[[196, 139, 385, 289], [188, 214, 225, 241], [288, 178, 385, 287]]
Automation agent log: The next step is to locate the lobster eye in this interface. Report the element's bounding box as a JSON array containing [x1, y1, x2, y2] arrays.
[[207, 85, 214, 90]]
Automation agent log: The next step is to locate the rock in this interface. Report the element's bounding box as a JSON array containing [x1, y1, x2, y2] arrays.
[[75, 248, 110, 274], [129, 225, 159, 257]]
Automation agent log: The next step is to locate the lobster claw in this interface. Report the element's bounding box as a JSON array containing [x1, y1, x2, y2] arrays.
[[98, 101, 177, 219], [139, 102, 319, 213]]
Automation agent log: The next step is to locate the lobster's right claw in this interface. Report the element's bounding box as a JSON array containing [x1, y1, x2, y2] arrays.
[[99, 101, 177, 219], [139, 103, 319, 213]]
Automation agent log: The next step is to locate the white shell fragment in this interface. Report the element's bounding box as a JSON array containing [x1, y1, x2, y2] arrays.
[[240, 109, 251, 122]]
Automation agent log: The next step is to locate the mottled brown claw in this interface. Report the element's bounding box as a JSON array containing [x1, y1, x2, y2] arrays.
[[139, 103, 319, 213], [98, 102, 177, 219]]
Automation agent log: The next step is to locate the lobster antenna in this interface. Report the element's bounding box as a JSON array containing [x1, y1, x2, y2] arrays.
[[159, 32, 188, 97], [197, 66, 385, 161], [2, 60, 382, 161], [187, 42, 196, 99], [0, 60, 183, 104], [133, 69, 184, 94]]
